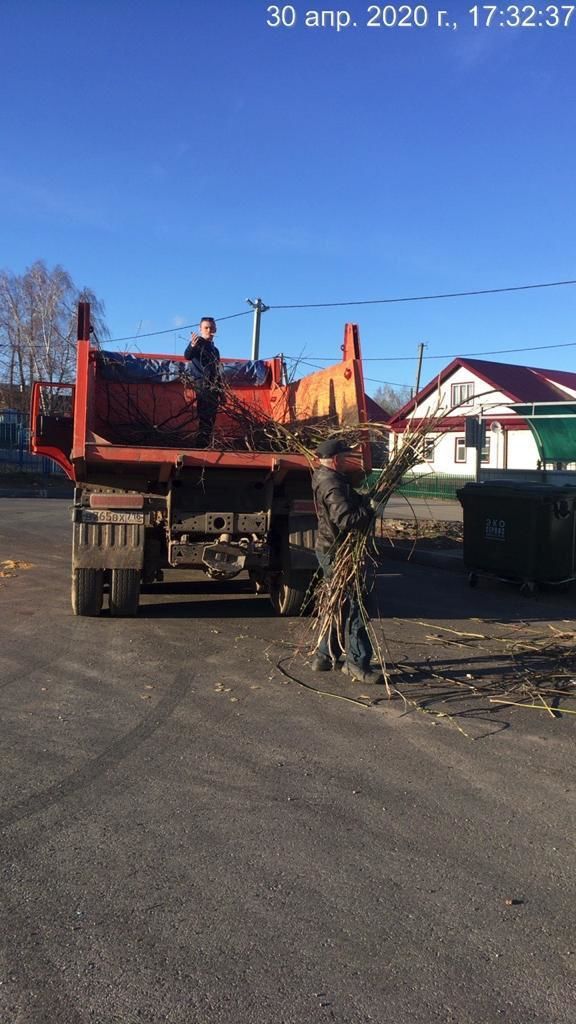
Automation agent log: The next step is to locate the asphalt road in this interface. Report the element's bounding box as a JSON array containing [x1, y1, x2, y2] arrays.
[[382, 496, 462, 522], [1, 499, 575, 1024]]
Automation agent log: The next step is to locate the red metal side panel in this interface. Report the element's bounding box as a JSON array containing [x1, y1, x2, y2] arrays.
[[271, 322, 371, 470], [85, 353, 283, 453], [83, 446, 310, 472], [71, 340, 92, 462], [274, 359, 362, 427], [273, 323, 367, 428], [29, 382, 76, 479]]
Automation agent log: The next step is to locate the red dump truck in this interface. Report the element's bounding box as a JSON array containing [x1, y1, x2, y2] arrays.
[[30, 303, 371, 617]]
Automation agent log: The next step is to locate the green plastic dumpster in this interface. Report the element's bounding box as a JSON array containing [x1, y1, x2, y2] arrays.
[[457, 482, 576, 590]]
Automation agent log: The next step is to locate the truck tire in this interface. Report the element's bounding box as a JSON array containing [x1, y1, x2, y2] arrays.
[[71, 568, 104, 617], [270, 569, 314, 617], [109, 568, 141, 617]]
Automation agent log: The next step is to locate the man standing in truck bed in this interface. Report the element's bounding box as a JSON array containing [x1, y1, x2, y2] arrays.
[[184, 317, 222, 447], [311, 438, 383, 685]]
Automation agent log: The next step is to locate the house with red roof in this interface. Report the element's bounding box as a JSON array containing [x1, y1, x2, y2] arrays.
[[388, 358, 576, 474]]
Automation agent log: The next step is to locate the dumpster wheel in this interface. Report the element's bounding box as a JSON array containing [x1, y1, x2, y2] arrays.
[[520, 580, 537, 597]]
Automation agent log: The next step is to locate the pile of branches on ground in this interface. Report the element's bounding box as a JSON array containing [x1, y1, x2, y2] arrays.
[[386, 618, 576, 734]]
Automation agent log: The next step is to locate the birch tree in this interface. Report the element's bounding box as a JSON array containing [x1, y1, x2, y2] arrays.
[[0, 260, 109, 412]]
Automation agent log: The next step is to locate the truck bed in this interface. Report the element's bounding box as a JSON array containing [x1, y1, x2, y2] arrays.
[[30, 324, 369, 482]]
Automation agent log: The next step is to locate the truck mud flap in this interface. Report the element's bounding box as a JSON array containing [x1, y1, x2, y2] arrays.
[[287, 514, 318, 570], [73, 521, 145, 571]]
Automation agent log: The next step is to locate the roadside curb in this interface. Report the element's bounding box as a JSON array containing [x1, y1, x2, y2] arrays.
[[0, 487, 73, 499]]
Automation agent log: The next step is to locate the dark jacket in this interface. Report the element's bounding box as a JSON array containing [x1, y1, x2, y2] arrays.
[[312, 465, 371, 553], [183, 338, 221, 383]]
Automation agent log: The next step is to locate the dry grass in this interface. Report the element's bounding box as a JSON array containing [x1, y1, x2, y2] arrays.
[[377, 518, 463, 550], [383, 618, 576, 734]]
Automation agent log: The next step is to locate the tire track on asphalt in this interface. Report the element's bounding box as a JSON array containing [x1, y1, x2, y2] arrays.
[[0, 641, 76, 692], [0, 671, 191, 831], [0, 672, 248, 1024]]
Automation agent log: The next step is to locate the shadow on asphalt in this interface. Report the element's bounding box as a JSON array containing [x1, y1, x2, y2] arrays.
[[142, 579, 256, 596], [136, 567, 576, 624], [135, 555, 576, 625], [376, 564, 576, 625], [393, 652, 557, 698], [138, 579, 276, 618]]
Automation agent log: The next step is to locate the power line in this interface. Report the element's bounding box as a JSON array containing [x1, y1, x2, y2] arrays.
[[430, 339, 576, 361], [107, 309, 252, 344], [284, 337, 576, 364], [270, 277, 576, 311], [101, 275, 576, 344], [283, 355, 407, 387], [364, 375, 410, 388]]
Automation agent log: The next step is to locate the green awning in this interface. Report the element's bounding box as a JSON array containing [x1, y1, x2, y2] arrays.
[[512, 403, 576, 462]]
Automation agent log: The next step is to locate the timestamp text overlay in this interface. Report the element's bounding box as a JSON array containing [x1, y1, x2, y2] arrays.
[[265, 4, 576, 32]]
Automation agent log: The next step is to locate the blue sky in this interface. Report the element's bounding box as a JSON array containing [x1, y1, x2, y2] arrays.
[[1, 1, 575, 394]]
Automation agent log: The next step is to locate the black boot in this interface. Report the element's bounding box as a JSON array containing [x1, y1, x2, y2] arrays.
[[311, 654, 333, 672]]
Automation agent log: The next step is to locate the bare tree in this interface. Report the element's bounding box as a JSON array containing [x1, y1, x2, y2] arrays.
[[0, 260, 109, 413], [372, 382, 411, 415]]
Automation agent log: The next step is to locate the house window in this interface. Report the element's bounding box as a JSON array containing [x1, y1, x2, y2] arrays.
[[456, 435, 490, 463], [451, 382, 474, 407], [422, 436, 435, 462]]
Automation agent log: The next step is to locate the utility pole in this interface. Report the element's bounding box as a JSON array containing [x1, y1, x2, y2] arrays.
[[414, 342, 426, 396], [246, 298, 270, 361], [465, 410, 486, 482], [475, 409, 484, 483]]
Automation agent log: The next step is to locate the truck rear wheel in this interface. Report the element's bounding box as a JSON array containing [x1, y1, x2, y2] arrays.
[[109, 568, 141, 617], [71, 568, 104, 617], [270, 570, 314, 617]]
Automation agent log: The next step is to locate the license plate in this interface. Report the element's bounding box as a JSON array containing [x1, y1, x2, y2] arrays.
[[81, 510, 145, 524]]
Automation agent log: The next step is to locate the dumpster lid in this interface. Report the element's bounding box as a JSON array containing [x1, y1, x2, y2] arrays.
[[458, 481, 576, 499]]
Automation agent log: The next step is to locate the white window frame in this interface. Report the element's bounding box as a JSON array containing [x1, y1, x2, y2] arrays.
[[422, 436, 435, 462], [455, 436, 467, 463], [451, 381, 474, 407]]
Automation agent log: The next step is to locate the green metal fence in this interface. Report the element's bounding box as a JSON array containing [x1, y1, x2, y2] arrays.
[[0, 422, 65, 475], [366, 471, 473, 500], [399, 473, 473, 499]]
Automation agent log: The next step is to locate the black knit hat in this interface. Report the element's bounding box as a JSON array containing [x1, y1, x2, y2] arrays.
[[316, 438, 354, 459]]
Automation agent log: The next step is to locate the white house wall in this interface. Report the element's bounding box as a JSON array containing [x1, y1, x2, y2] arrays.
[[398, 424, 540, 476], [413, 366, 515, 420], [396, 364, 543, 475], [506, 428, 540, 470]]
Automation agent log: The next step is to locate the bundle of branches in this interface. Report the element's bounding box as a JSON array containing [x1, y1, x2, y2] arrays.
[[202, 377, 359, 455], [310, 410, 445, 692]]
